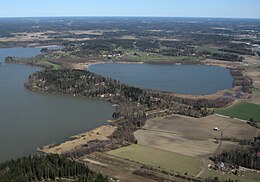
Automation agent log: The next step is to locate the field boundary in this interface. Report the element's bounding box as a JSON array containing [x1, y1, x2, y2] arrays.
[[214, 114, 248, 122]]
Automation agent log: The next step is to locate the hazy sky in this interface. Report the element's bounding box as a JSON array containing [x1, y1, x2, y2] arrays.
[[0, 0, 259, 18]]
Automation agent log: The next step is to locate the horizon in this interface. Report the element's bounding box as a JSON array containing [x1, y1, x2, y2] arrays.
[[0, 16, 260, 20], [0, 0, 260, 19]]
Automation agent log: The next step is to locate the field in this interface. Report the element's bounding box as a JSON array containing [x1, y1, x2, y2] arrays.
[[83, 152, 195, 182], [13, 57, 61, 70], [107, 144, 203, 176], [195, 46, 223, 54], [195, 46, 238, 55], [0, 32, 52, 42], [243, 57, 260, 105], [128, 114, 260, 181], [82, 152, 155, 182], [202, 169, 260, 182], [117, 49, 202, 63], [134, 114, 259, 158], [215, 102, 260, 122]]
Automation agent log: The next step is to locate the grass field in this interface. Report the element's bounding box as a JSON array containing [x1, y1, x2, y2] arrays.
[[16, 57, 61, 70], [195, 46, 238, 55], [107, 144, 203, 176], [37, 60, 61, 70], [215, 102, 260, 122]]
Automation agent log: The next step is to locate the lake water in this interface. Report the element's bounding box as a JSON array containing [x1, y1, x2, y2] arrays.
[[89, 63, 233, 95], [0, 48, 114, 162]]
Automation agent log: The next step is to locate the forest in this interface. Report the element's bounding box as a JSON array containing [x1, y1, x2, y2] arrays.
[[211, 136, 260, 170], [0, 154, 108, 182]]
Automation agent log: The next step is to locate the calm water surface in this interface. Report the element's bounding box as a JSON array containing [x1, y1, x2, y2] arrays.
[[0, 48, 114, 162], [89, 63, 233, 95]]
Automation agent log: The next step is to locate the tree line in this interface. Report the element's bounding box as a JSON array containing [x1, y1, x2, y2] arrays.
[[0, 154, 108, 182], [211, 136, 260, 170]]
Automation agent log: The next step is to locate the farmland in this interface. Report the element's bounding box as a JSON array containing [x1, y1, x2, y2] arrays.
[[107, 144, 203, 176], [215, 102, 260, 122], [134, 114, 259, 157], [115, 49, 201, 63], [1, 17, 260, 182], [202, 169, 260, 182], [129, 114, 260, 181], [195, 46, 229, 54]]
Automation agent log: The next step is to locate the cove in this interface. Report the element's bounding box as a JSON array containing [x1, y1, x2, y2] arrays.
[[0, 48, 114, 162], [89, 63, 233, 95]]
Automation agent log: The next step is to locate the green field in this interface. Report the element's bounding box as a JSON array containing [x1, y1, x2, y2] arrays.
[[215, 102, 260, 122], [195, 46, 238, 55], [107, 144, 203, 176], [16, 57, 61, 70]]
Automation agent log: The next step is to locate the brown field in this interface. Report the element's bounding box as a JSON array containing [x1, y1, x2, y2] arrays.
[[81, 152, 158, 182], [244, 55, 260, 65], [243, 56, 260, 105], [69, 30, 104, 36], [134, 114, 259, 158], [0, 30, 108, 43], [82, 152, 198, 182], [244, 67, 260, 89], [248, 91, 260, 105], [119, 35, 137, 40], [71, 62, 105, 70], [203, 59, 237, 68], [0, 32, 52, 42]]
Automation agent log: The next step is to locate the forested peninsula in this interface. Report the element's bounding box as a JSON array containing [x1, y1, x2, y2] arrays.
[[25, 69, 214, 156]]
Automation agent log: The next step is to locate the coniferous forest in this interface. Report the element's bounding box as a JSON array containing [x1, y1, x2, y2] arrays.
[[0, 154, 108, 182]]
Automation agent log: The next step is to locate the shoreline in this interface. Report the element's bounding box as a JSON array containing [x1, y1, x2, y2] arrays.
[[39, 61, 253, 156], [39, 125, 117, 155], [71, 61, 145, 71], [71, 61, 106, 70], [4, 48, 254, 157], [79, 59, 251, 105]]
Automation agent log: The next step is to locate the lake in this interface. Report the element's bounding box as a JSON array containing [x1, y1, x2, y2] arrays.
[[0, 48, 114, 162], [89, 63, 233, 95]]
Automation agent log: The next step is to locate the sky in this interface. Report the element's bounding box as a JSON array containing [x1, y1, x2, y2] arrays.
[[0, 0, 260, 18]]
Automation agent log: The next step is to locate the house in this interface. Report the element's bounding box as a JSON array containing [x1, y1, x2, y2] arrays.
[[213, 127, 220, 131], [256, 152, 260, 157], [216, 162, 229, 171], [110, 177, 120, 182]]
